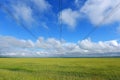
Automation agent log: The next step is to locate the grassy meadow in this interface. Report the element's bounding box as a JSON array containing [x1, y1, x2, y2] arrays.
[[0, 58, 120, 80]]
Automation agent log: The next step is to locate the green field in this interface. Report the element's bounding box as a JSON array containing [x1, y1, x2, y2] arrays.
[[0, 58, 120, 80]]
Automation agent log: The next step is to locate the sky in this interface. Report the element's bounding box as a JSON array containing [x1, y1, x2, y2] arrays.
[[0, 0, 120, 57]]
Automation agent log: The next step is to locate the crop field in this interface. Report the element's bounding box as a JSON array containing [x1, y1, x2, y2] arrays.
[[0, 58, 120, 80]]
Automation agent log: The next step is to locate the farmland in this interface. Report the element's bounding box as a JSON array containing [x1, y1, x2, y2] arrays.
[[0, 58, 120, 80]]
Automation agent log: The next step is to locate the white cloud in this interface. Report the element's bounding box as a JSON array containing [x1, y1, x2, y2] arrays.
[[12, 3, 34, 25], [78, 39, 120, 54], [0, 36, 120, 57], [4, 0, 52, 28], [59, 8, 80, 29], [60, 0, 120, 29], [0, 36, 34, 48], [80, 0, 120, 25], [32, 0, 51, 12]]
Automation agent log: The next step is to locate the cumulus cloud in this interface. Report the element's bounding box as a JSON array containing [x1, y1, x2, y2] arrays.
[[0, 36, 34, 48], [78, 39, 120, 54], [59, 8, 80, 29], [60, 0, 120, 29], [0, 36, 120, 57], [81, 0, 120, 25], [0, 36, 35, 57]]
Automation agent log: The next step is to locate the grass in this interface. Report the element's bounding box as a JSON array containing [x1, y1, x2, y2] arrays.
[[0, 58, 120, 80]]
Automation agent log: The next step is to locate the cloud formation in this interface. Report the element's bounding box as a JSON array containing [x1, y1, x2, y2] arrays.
[[12, 3, 34, 25], [0, 36, 120, 57], [32, 0, 51, 12], [1, 0, 120, 57], [81, 0, 120, 25], [2, 0, 52, 28], [60, 0, 120, 29], [59, 8, 80, 29], [3, 0, 120, 30]]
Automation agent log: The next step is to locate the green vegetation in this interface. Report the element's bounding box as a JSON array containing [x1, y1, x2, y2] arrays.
[[0, 58, 120, 80]]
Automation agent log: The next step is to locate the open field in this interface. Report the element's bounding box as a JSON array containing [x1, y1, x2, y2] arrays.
[[0, 58, 120, 80]]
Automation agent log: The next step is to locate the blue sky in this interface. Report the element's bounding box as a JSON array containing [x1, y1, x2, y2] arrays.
[[0, 0, 120, 42], [0, 0, 120, 57]]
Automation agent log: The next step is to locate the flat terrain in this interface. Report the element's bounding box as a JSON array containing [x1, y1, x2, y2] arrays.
[[0, 58, 120, 80]]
